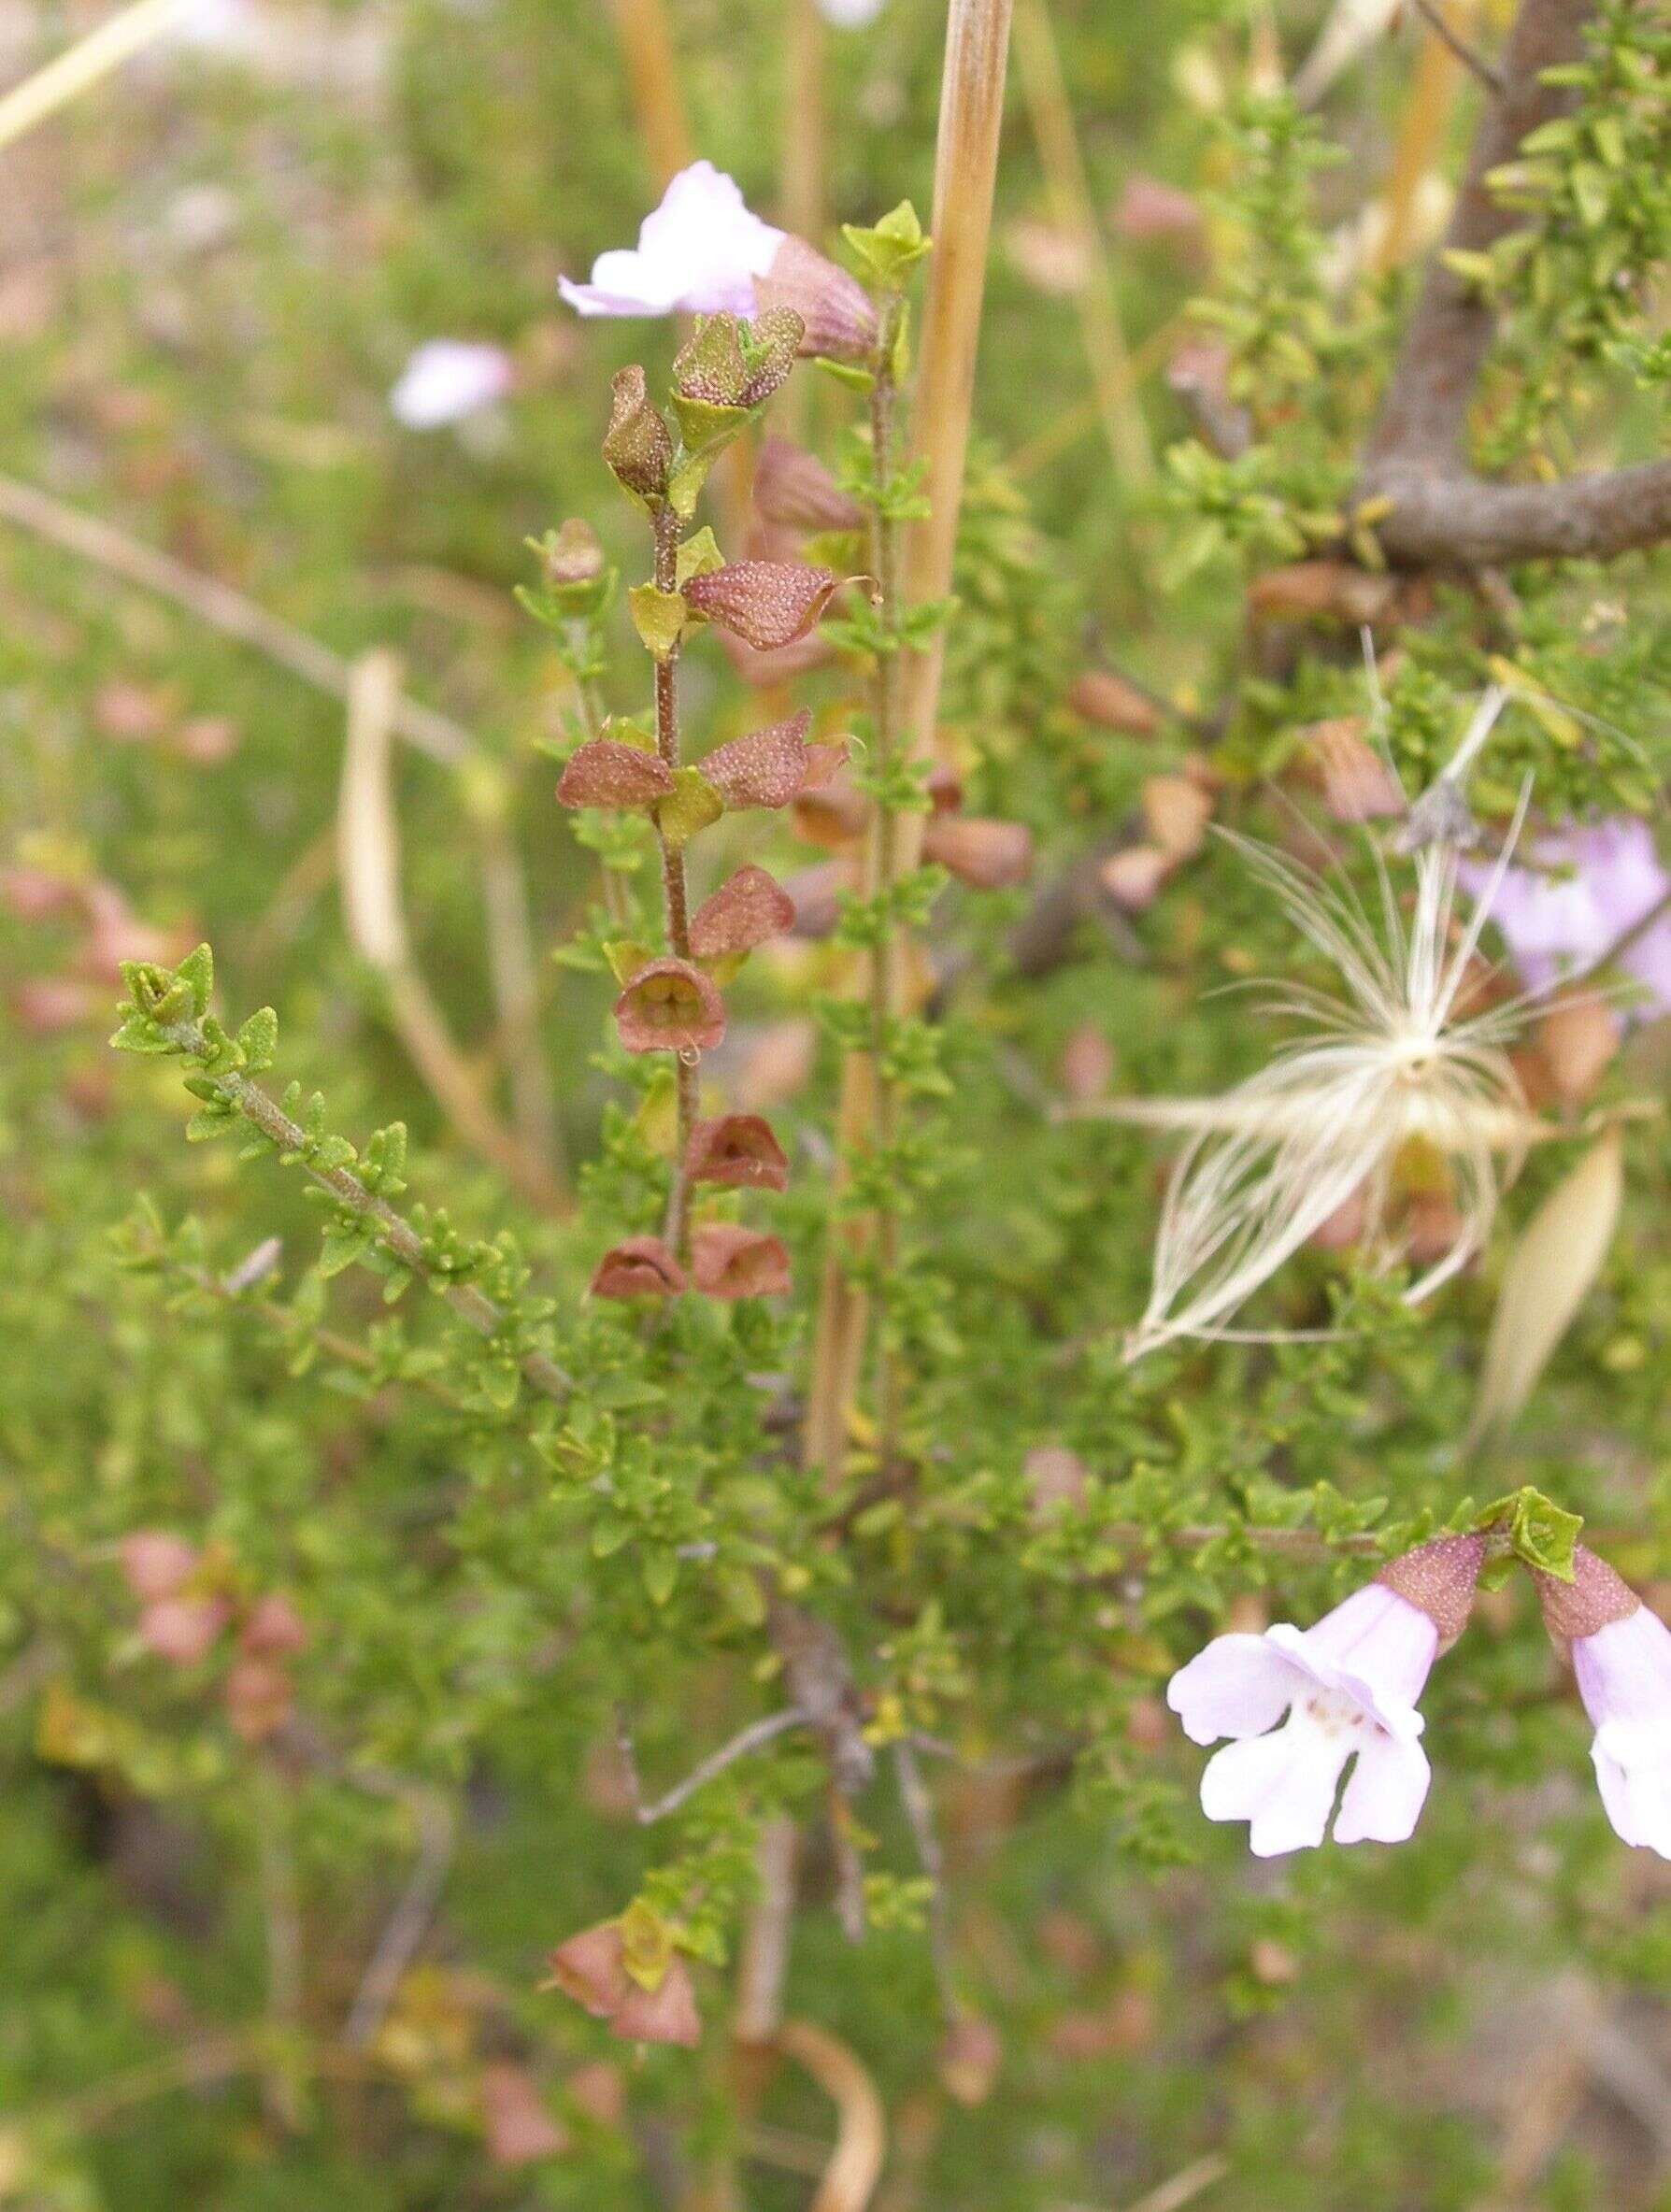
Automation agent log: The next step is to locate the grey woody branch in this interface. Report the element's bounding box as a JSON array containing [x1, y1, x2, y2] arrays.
[[1355, 0, 1671, 570]]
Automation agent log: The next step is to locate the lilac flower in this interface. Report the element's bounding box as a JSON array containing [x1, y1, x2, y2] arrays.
[[1538, 1546, 1671, 1859], [389, 339, 513, 430], [1461, 816, 1671, 1019], [1167, 1535, 1484, 1857], [559, 162, 786, 320]]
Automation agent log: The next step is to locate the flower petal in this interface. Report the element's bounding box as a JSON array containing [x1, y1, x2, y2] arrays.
[[1199, 1718, 1352, 1858], [1165, 1634, 1298, 1747], [1286, 1584, 1437, 1723], [1333, 1731, 1431, 1846], [1590, 1734, 1671, 1856]]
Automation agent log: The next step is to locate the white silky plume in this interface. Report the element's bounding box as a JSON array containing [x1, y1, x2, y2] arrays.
[[1119, 757, 1547, 1362]]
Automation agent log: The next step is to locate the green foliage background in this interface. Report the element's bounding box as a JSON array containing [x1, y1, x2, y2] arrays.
[[1, 0, 1669, 2205]]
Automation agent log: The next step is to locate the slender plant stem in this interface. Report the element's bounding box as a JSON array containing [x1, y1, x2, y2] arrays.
[[158, 1019, 575, 1402], [650, 503, 700, 1261]]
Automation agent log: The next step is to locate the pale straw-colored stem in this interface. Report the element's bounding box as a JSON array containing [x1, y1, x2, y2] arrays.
[[779, 0, 827, 444], [804, 0, 1016, 1481], [340, 653, 565, 1215], [1013, 0, 1153, 488], [0, 0, 196, 152], [1374, 6, 1469, 274], [607, 0, 693, 189]]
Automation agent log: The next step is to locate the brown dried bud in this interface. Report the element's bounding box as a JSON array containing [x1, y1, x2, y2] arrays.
[[700, 711, 814, 809], [557, 737, 674, 811], [479, 2062, 570, 2166], [613, 958, 726, 1055], [547, 1922, 633, 2020], [922, 815, 1035, 889], [685, 1113, 789, 1192], [239, 1593, 307, 1658], [736, 1017, 818, 1110], [610, 1955, 702, 2047], [223, 1653, 293, 1742], [753, 437, 865, 535], [791, 763, 870, 849], [1378, 1532, 1488, 1650], [1536, 992, 1621, 1106], [1060, 1024, 1113, 1103], [754, 235, 878, 362], [938, 2015, 1002, 2107], [1535, 1544, 1639, 1648], [589, 1236, 689, 1299], [564, 2061, 625, 2129], [1100, 846, 1173, 910], [1140, 774, 1213, 863], [690, 1223, 791, 1300], [782, 860, 853, 939], [139, 1594, 233, 1665], [1068, 668, 1162, 735], [689, 866, 796, 960], [1113, 176, 1203, 243], [683, 560, 838, 652], [542, 518, 605, 588], [1024, 1445, 1089, 1520], [121, 1530, 199, 1602], [1248, 561, 1401, 629], [1298, 716, 1405, 824], [601, 365, 672, 502]]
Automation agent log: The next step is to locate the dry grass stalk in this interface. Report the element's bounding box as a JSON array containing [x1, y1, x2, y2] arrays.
[[1373, 7, 1468, 273], [775, 2019, 887, 2212], [340, 654, 564, 1215], [1012, 0, 1154, 488], [0, 0, 197, 153]]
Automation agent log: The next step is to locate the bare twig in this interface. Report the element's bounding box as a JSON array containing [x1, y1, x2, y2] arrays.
[[1410, 0, 1503, 91], [735, 1816, 799, 2046], [341, 1780, 458, 2049], [892, 1742, 959, 2026], [617, 1707, 807, 1826], [1368, 454, 1671, 567]]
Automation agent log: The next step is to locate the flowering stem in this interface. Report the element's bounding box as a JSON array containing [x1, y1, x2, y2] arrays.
[[650, 501, 699, 1262]]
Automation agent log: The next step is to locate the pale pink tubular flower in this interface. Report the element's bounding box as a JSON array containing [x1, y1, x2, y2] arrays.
[[1537, 1546, 1671, 1858], [1166, 1534, 1485, 1857], [1461, 816, 1671, 1020], [560, 162, 786, 319], [389, 339, 514, 430]]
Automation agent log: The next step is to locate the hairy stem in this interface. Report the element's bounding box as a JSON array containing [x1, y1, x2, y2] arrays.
[[650, 502, 700, 1261]]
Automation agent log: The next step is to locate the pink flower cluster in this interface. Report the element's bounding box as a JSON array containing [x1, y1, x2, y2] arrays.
[[1169, 1534, 1671, 1860]]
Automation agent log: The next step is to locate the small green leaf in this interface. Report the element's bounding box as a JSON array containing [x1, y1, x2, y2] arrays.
[[236, 1006, 278, 1073], [176, 943, 214, 1018], [628, 584, 688, 663], [675, 527, 724, 589], [654, 768, 723, 849]]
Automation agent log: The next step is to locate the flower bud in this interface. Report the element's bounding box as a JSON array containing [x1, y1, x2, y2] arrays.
[[590, 1236, 689, 1299], [1100, 846, 1173, 910], [684, 1113, 790, 1192], [224, 1653, 293, 1742], [541, 517, 605, 589], [479, 2062, 569, 2166], [699, 711, 814, 809], [922, 815, 1034, 889], [547, 1922, 633, 2019], [690, 1224, 791, 1300], [752, 438, 864, 534], [1534, 1543, 1639, 1650], [557, 738, 674, 811], [1535, 992, 1620, 1106], [140, 1594, 233, 1665], [121, 1530, 199, 1602], [682, 560, 838, 652], [613, 959, 726, 1055], [601, 366, 673, 503], [610, 1955, 701, 2047], [674, 308, 804, 408], [240, 1593, 307, 1658], [689, 866, 796, 960], [1068, 667, 1161, 735], [1377, 1532, 1489, 1654], [1140, 775, 1212, 863], [1298, 716, 1404, 824], [754, 235, 878, 361]]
